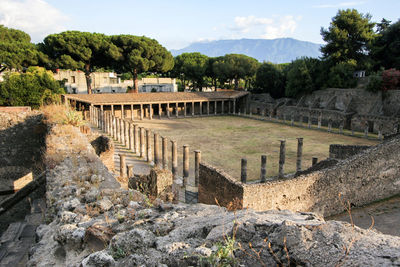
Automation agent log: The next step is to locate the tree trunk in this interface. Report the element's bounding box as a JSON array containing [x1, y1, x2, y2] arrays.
[[85, 64, 92, 94], [133, 68, 139, 93], [234, 76, 239, 90]]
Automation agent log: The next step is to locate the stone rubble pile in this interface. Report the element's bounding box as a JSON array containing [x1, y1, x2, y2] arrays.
[[28, 122, 400, 266]]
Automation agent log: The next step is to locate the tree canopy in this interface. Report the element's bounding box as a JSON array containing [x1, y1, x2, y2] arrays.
[[320, 9, 376, 68], [110, 35, 174, 91], [172, 52, 209, 90], [39, 31, 120, 94], [0, 25, 41, 73], [254, 63, 285, 98]]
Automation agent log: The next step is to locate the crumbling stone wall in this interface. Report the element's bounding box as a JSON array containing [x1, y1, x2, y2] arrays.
[[199, 137, 400, 217], [129, 168, 173, 199], [329, 144, 371, 160], [90, 135, 115, 171]]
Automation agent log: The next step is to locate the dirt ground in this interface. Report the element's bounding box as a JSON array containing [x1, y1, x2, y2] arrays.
[[328, 196, 400, 237], [134, 116, 378, 182]]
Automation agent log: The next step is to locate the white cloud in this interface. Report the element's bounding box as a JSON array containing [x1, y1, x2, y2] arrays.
[[313, 1, 365, 8], [229, 15, 300, 39], [0, 0, 68, 42]]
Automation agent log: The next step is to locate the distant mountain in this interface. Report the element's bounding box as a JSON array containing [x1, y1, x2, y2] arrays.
[[171, 38, 322, 63]]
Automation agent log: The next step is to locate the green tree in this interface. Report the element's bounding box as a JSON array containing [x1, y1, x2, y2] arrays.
[[39, 31, 120, 94], [0, 25, 41, 73], [254, 62, 285, 98], [110, 35, 174, 92], [172, 52, 209, 90], [213, 54, 259, 89], [371, 20, 400, 70], [326, 60, 357, 88], [320, 9, 376, 68], [0, 66, 64, 108]]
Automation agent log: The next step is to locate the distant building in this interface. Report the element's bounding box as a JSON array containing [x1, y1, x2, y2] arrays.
[[353, 70, 366, 78], [54, 70, 177, 94]]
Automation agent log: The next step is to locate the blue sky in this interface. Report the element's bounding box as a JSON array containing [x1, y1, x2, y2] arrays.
[[1, 0, 399, 50]]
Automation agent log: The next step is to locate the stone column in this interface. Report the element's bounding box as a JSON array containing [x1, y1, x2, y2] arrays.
[[241, 158, 247, 183], [159, 103, 162, 119], [183, 145, 189, 187], [318, 114, 322, 129], [154, 132, 160, 167], [127, 165, 134, 178], [364, 121, 369, 137], [221, 101, 224, 115], [176, 103, 179, 118], [308, 114, 311, 128], [260, 155, 267, 183], [184, 102, 187, 117], [167, 103, 170, 118], [199, 102, 203, 116], [119, 154, 126, 178], [299, 116, 303, 127], [111, 105, 114, 116], [207, 101, 210, 116], [134, 124, 138, 154], [162, 136, 168, 169], [192, 102, 195, 117], [171, 140, 178, 180], [328, 119, 332, 132], [283, 114, 287, 124], [296, 138, 303, 173], [113, 116, 117, 138], [312, 157, 318, 166], [121, 119, 125, 145], [116, 118, 120, 142], [149, 104, 153, 120], [125, 120, 129, 146], [228, 101, 231, 114], [278, 140, 286, 178], [140, 104, 143, 120], [146, 129, 152, 163], [233, 100, 236, 115], [378, 123, 383, 140], [140, 127, 145, 158], [214, 101, 217, 115], [291, 114, 294, 126], [131, 104, 134, 120], [339, 120, 344, 134], [129, 123, 134, 151], [194, 150, 201, 187]]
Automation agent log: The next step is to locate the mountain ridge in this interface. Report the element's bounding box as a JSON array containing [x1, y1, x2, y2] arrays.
[[171, 38, 322, 64]]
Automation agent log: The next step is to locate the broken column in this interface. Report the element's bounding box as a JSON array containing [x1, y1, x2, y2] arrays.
[[328, 118, 332, 132], [119, 154, 126, 178], [171, 140, 178, 180], [378, 123, 383, 140], [278, 140, 286, 178], [127, 165, 134, 178], [241, 158, 247, 183], [154, 132, 160, 167], [129, 123, 134, 151], [296, 138, 303, 173], [146, 129, 152, 163], [140, 127, 145, 158], [162, 136, 168, 169], [260, 155, 267, 183], [183, 145, 189, 188], [194, 150, 201, 187], [364, 121, 369, 137], [134, 124, 138, 154]]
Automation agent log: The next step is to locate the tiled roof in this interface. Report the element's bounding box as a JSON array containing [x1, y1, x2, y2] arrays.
[[64, 91, 249, 105]]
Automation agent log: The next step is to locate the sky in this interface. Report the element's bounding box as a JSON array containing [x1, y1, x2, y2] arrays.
[[0, 0, 399, 50]]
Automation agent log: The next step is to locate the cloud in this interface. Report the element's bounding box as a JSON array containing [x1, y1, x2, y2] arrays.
[[229, 15, 300, 39], [0, 0, 68, 43], [313, 1, 365, 8]]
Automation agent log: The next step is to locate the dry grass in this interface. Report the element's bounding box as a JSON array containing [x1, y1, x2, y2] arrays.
[[40, 104, 83, 126], [136, 116, 378, 182]]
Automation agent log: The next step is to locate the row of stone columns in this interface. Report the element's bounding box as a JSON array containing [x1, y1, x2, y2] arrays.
[[89, 106, 203, 189], [239, 138, 319, 183]]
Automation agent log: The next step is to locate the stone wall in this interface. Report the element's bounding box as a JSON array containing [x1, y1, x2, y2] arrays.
[[329, 144, 371, 160], [90, 135, 115, 171], [199, 137, 400, 217], [198, 163, 243, 208]]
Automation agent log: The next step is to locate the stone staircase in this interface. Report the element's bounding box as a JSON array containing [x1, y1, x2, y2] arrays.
[[0, 198, 45, 266]]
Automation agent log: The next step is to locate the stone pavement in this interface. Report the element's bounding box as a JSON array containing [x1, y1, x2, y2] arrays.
[[0, 198, 45, 267]]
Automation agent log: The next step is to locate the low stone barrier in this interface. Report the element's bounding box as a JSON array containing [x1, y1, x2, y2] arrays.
[[329, 144, 371, 160]]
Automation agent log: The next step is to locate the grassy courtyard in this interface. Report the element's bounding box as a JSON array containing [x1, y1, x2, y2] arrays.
[[137, 116, 378, 182]]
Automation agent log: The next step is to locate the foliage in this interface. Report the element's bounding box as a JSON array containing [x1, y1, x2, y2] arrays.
[[110, 35, 174, 90], [40, 104, 83, 126], [366, 72, 383, 93], [39, 31, 120, 93], [203, 236, 238, 267], [173, 52, 209, 90], [370, 19, 400, 70], [0, 67, 64, 108], [253, 62, 285, 98], [320, 9, 376, 68], [0, 25, 42, 73], [285, 57, 323, 98], [382, 68, 400, 91], [212, 54, 259, 89], [326, 61, 357, 88]]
